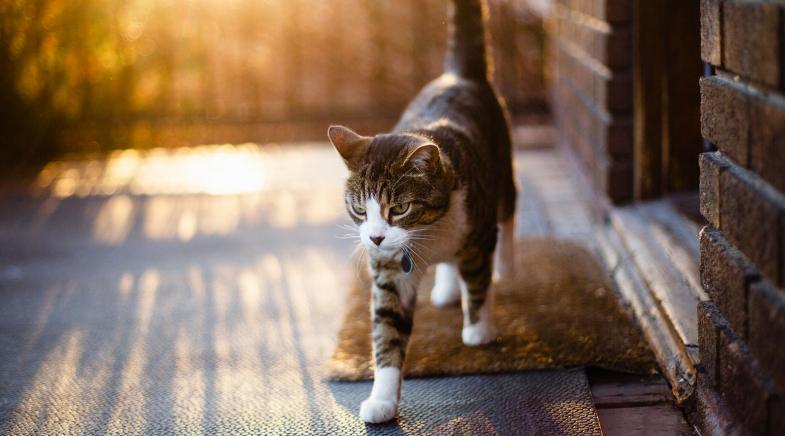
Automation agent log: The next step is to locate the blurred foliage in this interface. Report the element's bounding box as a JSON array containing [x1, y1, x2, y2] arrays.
[[0, 0, 544, 164]]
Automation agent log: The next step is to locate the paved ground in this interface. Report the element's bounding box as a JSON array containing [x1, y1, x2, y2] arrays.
[[0, 143, 607, 434]]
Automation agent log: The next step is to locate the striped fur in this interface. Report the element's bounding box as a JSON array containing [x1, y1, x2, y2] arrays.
[[329, 0, 516, 423]]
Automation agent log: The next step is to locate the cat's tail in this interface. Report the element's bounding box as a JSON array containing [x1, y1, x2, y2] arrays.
[[445, 0, 490, 81]]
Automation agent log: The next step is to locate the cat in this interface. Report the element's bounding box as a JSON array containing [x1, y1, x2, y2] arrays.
[[328, 0, 516, 424]]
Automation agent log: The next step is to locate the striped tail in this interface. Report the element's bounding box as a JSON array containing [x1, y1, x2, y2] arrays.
[[444, 0, 491, 81]]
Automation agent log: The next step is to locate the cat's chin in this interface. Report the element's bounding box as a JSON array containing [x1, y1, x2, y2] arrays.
[[367, 244, 405, 256]]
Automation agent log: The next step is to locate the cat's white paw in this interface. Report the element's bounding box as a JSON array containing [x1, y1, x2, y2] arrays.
[[462, 320, 498, 346], [360, 398, 398, 423], [430, 282, 461, 307]]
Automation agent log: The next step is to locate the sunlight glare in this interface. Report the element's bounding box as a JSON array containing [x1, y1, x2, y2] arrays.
[[92, 195, 135, 245], [118, 272, 134, 298], [173, 327, 206, 435], [38, 143, 352, 242], [8, 331, 89, 434], [38, 144, 270, 198]]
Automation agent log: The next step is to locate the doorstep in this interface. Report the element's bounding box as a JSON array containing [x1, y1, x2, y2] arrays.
[[593, 195, 706, 404]]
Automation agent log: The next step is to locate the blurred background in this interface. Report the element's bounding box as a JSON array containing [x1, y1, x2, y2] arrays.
[[2, 0, 783, 433], [0, 0, 547, 171]]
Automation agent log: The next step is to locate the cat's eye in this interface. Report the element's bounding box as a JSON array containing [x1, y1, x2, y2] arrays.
[[389, 203, 410, 216], [351, 202, 366, 215]]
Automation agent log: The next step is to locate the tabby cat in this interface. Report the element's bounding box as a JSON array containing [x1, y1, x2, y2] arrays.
[[328, 0, 516, 423]]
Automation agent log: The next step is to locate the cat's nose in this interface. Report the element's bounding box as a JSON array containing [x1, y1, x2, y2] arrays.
[[370, 236, 385, 246]]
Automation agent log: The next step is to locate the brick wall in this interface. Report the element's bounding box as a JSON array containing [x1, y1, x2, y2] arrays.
[[698, 0, 785, 433], [548, 0, 633, 203]]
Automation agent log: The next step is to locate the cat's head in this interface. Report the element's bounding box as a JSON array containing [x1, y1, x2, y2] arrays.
[[329, 125, 454, 252]]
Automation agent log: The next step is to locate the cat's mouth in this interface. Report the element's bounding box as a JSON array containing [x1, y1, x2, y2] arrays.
[[366, 241, 403, 253], [364, 237, 413, 260]]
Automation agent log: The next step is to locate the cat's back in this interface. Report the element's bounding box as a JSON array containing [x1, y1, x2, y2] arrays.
[[394, 73, 500, 135], [393, 73, 511, 185]]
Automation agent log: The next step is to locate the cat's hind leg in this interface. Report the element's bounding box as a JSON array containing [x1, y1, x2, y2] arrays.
[[430, 262, 462, 307], [459, 249, 498, 346], [493, 216, 515, 282], [360, 273, 416, 423], [493, 123, 517, 283]]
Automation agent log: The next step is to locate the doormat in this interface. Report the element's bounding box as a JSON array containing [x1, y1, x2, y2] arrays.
[[327, 238, 657, 381]]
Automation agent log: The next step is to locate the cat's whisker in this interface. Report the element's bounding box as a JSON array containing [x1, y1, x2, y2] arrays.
[[407, 239, 435, 244], [352, 240, 367, 251], [406, 235, 436, 241], [403, 243, 428, 267], [408, 240, 434, 261], [336, 222, 362, 240], [409, 226, 451, 236], [407, 232, 435, 238], [336, 234, 362, 239], [407, 231, 442, 240], [401, 246, 422, 273], [351, 244, 369, 276], [407, 240, 427, 252]]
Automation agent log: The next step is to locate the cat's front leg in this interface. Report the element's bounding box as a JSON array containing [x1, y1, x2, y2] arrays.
[[360, 276, 415, 423]]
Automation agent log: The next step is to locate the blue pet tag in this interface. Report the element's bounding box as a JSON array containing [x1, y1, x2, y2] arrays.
[[401, 252, 413, 274]]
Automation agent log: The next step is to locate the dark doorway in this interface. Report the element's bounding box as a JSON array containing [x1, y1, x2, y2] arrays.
[[633, 0, 703, 202]]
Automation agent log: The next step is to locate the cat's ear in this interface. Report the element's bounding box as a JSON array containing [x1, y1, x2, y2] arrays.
[[404, 143, 441, 172], [328, 125, 371, 171]]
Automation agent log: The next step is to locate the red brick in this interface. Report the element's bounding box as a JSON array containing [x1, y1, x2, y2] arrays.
[[700, 0, 721, 65], [596, 73, 632, 112], [695, 369, 745, 436], [748, 280, 785, 395], [719, 166, 783, 285], [749, 96, 785, 196], [558, 64, 631, 149], [700, 76, 750, 167], [700, 226, 758, 338], [607, 117, 632, 157], [550, 7, 633, 205], [605, 159, 632, 203], [593, 0, 631, 22], [698, 301, 722, 387], [699, 152, 727, 229], [604, 28, 631, 69], [699, 299, 785, 434], [700, 78, 785, 287], [718, 326, 785, 435], [723, 1, 781, 89], [556, 34, 631, 115], [773, 400, 785, 435]]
